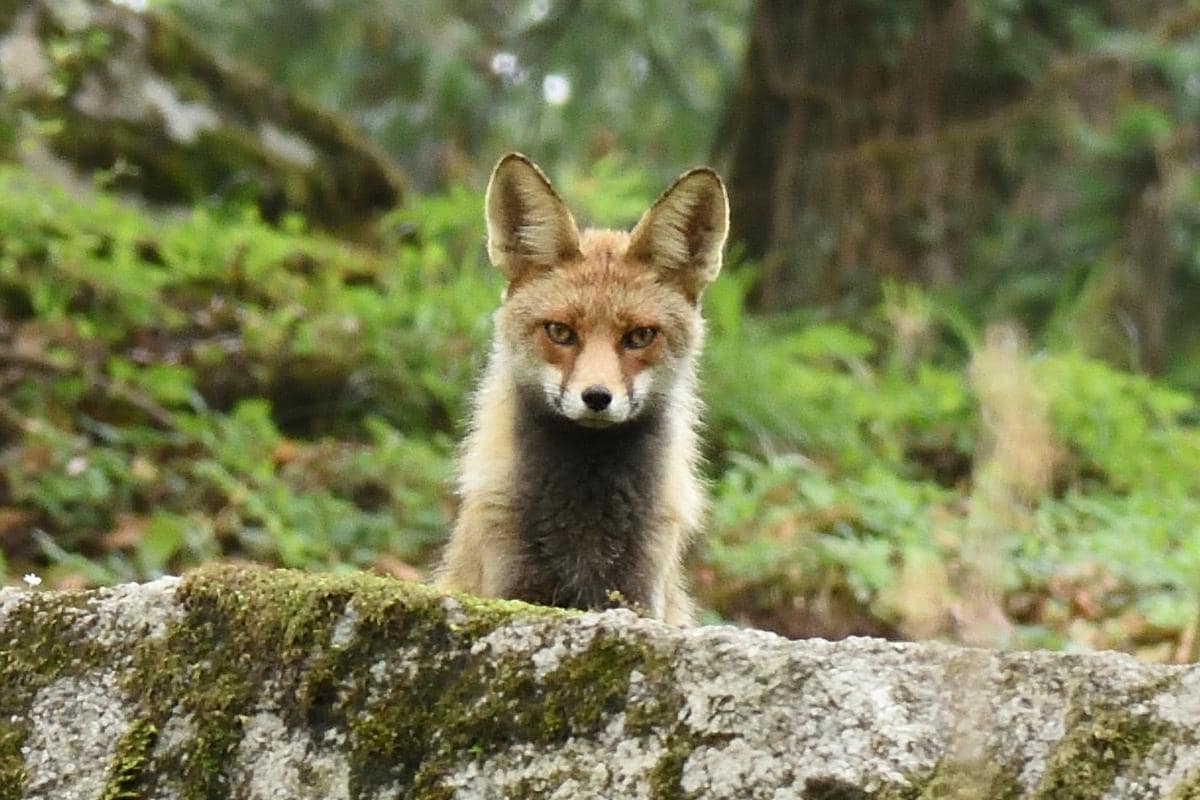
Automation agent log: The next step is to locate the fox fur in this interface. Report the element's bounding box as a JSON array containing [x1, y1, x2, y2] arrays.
[[434, 153, 728, 624]]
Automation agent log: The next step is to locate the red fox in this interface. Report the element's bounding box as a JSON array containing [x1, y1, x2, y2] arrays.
[[434, 153, 728, 624]]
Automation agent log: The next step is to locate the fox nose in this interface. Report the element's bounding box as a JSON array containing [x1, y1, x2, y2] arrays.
[[581, 385, 612, 412]]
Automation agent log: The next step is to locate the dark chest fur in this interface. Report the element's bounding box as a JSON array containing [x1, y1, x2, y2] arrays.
[[509, 390, 665, 612]]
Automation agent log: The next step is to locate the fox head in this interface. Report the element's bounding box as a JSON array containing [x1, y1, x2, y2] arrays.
[[484, 153, 728, 428]]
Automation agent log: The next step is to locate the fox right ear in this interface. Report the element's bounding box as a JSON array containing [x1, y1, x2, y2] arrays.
[[627, 167, 729, 302], [485, 153, 582, 284]]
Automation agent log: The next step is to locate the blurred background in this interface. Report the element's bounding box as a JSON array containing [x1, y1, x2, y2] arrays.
[[2, 0, 1199, 660]]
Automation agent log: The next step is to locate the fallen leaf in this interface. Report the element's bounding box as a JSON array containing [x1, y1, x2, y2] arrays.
[[53, 572, 90, 591], [272, 439, 299, 465], [0, 508, 37, 541], [102, 514, 151, 550], [373, 554, 425, 583]]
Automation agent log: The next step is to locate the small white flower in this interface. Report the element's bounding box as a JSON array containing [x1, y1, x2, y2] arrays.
[[629, 52, 650, 83], [65, 456, 88, 476], [23, 573, 42, 587], [490, 52, 518, 77], [529, 0, 550, 23], [542, 73, 570, 106]]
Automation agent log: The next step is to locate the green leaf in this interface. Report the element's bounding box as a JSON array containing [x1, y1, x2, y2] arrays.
[[139, 514, 186, 574]]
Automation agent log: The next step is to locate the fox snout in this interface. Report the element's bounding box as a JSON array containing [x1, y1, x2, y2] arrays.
[[581, 385, 611, 411], [559, 387, 633, 426], [555, 370, 638, 427]]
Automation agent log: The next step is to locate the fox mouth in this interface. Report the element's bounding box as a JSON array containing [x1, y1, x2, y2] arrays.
[[558, 403, 629, 428], [571, 414, 622, 429]]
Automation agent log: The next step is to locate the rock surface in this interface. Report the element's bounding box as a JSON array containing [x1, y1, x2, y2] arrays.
[[0, 0, 403, 233], [1, 565, 1199, 799]]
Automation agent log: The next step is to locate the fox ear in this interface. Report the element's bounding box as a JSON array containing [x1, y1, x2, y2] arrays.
[[627, 168, 729, 301], [485, 153, 582, 283]]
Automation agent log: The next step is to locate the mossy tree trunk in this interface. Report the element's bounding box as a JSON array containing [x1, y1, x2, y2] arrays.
[[0, 0, 403, 235]]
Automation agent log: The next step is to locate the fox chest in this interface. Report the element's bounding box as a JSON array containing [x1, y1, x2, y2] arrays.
[[508, 409, 665, 612]]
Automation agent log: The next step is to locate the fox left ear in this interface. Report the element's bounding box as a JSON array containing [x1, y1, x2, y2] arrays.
[[627, 168, 729, 301], [485, 153, 582, 285]]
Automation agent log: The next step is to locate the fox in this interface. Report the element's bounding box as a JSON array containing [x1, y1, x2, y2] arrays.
[[434, 153, 728, 625]]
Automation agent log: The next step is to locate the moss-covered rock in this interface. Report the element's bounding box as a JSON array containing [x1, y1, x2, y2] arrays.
[[0, 0, 402, 234], [1, 565, 1199, 798]]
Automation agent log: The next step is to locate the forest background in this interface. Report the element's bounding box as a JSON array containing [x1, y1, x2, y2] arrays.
[[2, 0, 1200, 661]]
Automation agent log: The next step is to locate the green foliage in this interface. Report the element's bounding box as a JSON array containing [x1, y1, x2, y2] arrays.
[[0, 166, 475, 582], [704, 271, 973, 468], [1037, 354, 1200, 492], [701, 325, 1200, 655], [699, 262, 1200, 653]]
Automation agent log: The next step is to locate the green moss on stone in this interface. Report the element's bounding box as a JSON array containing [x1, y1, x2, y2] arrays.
[[645, 738, 696, 800], [112, 564, 611, 797], [6, 566, 684, 796], [0, 720, 26, 800], [628, 673, 717, 800], [100, 719, 158, 800], [811, 764, 1020, 800], [862, 671, 1190, 800], [25, 565, 1185, 799], [8, 1, 402, 235], [802, 777, 873, 799], [914, 758, 1023, 799], [123, 565, 431, 797], [534, 635, 655, 737], [1030, 678, 1182, 800], [0, 589, 103, 800], [344, 603, 681, 795], [1167, 766, 1200, 800]]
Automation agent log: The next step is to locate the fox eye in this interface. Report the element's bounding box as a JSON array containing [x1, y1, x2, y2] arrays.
[[622, 327, 657, 349], [544, 322, 577, 346]]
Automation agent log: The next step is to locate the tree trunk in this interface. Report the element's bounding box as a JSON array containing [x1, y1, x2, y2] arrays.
[[717, 0, 1194, 377], [722, 0, 980, 311]]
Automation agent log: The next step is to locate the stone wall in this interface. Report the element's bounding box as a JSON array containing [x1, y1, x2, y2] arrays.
[[2, 566, 1198, 799]]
